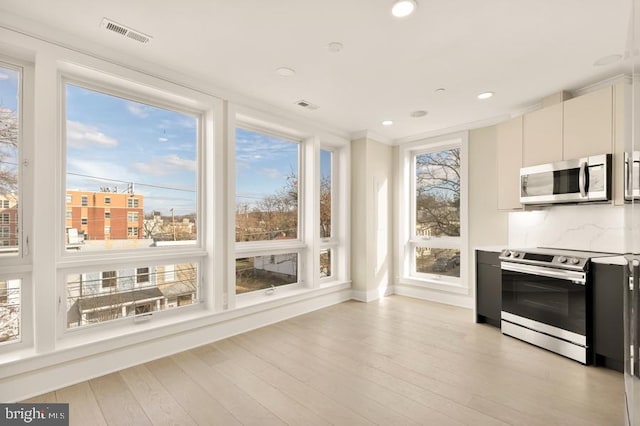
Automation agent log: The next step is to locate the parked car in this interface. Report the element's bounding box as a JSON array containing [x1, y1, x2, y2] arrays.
[[432, 255, 460, 272]]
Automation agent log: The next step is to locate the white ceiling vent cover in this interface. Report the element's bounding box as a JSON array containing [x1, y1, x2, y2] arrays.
[[295, 100, 319, 110], [101, 18, 152, 44]]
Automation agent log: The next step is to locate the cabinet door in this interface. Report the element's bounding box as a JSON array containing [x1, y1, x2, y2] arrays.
[[593, 263, 624, 371], [496, 116, 523, 210], [476, 250, 502, 327], [523, 103, 563, 166], [563, 86, 613, 160]]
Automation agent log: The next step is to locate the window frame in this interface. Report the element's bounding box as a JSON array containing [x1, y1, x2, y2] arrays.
[[228, 104, 349, 306], [397, 132, 469, 294], [59, 74, 206, 259], [233, 122, 306, 299], [54, 62, 218, 340], [0, 56, 33, 354], [319, 147, 337, 282]]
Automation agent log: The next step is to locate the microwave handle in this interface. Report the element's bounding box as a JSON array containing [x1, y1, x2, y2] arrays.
[[579, 161, 587, 197], [626, 153, 631, 199]]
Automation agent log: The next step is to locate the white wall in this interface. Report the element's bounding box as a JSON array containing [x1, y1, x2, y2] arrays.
[[350, 137, 394, 302]]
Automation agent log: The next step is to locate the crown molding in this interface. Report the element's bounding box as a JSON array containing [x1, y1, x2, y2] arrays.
[[349, 130, 394, 146]]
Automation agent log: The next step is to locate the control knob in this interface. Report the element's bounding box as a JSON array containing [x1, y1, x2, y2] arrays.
[[557, 256, 567, 263], [569, 258, 580, 265]]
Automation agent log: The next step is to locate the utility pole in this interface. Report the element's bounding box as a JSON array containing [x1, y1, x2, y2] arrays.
[[170, 208, 176, 241]]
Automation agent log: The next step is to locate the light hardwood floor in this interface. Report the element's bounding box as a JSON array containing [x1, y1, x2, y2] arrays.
[[24, 296, 625, 425]]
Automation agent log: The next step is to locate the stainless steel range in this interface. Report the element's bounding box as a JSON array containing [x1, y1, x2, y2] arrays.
[[499, 247, 611, 364]]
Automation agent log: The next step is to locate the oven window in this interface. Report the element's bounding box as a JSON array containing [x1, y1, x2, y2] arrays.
[[515, 281, 569, 317], [502, 270, 586, 336]]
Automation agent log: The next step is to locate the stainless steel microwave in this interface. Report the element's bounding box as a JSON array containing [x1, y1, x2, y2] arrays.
[[520, 154, 611, 205]]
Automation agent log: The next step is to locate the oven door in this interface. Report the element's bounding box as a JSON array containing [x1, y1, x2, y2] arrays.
[[501, 262, 588, 336]]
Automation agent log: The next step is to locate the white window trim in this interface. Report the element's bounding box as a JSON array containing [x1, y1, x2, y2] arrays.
[[227, 104, 350, 308], [52, 60, 219, 341], [319, 147, 337, 282], [58, 68, 212, 262], [397, 132, 469, 295]]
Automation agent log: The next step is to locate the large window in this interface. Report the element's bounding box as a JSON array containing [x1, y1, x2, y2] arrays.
[[414, 148, 461, 278], [234, 126, 302, 296], [59, 71, 210, 335], [399, 135, 467, 290], [64, 82, 198, 250], [320, 149, 334, 279]]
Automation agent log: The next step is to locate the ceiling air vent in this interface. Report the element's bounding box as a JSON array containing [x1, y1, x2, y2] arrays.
[[101, 18, 152, 44], [295, 100, 319, 110]]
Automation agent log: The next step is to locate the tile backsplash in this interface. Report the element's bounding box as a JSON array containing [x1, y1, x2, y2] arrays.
[[509, 204, 624, 253]]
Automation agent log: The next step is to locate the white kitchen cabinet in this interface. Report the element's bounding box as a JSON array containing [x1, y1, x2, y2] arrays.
[[522, 103, 563, 166], [496, 116, 523, 210], [563, 86, 613, 160]]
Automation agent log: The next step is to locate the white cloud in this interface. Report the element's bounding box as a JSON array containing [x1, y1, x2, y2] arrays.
[[158, 137, 169, 142], [261, 168, 283, 179], [127, 103, 151, 118], [66, 120, 118, 148], [132, 155, 196, 176], [0, 73, 9, 80]]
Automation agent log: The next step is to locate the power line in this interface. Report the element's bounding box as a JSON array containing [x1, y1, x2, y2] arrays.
[[67, 172, 196, 193]]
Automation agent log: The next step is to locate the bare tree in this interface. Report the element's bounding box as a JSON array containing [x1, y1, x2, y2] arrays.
[[0, 107, 18, 195], [320, 175, 331, 238], [415, 149, 460, 237]]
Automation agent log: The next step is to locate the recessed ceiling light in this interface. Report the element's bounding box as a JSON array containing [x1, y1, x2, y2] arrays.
[[593, 54, 622, 66], [477, 91, 494, 100], [434, 88, 446, 93], [391, 0, 417, 18], [327, 42, 344, 53], [382, 120, 394, 126], [410, 110, 428, 118], [276, 67, 296, 76]]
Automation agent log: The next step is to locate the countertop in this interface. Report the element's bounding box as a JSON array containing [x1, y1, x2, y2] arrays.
[[591, 255, 628, 266], [474, 245, 506, 253]]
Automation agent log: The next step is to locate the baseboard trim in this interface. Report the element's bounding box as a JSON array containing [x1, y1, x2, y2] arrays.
[[392, 283, 473, 309], [351, 286, 393, 302]]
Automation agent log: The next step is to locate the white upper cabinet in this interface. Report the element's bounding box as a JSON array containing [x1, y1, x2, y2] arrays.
[[496, 116, 523, 210], [522, 103, 563, 166], [563, 86, 613, 160]]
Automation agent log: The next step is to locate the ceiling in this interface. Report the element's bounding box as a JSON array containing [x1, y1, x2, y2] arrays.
[[0, 0, 632, 142]]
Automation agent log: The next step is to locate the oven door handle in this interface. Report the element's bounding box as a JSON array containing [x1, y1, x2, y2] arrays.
[[501, 262, 586, 285]]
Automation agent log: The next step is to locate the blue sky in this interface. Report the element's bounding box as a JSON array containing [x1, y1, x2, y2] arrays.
[[65, 84, 197, 216], [0, 66, 19, 189], [4, 72, 332, 215], [0, 66, 19, 110], [235, 129, 332, 209]]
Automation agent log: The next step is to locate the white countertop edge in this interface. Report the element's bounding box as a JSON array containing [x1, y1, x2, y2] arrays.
[[592, 256, 628, 266], [474, 245, 506, 253]]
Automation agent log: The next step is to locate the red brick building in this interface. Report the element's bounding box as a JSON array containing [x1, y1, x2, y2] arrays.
[[0, 195, 19, 248], [66, 190, 144, 241]]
